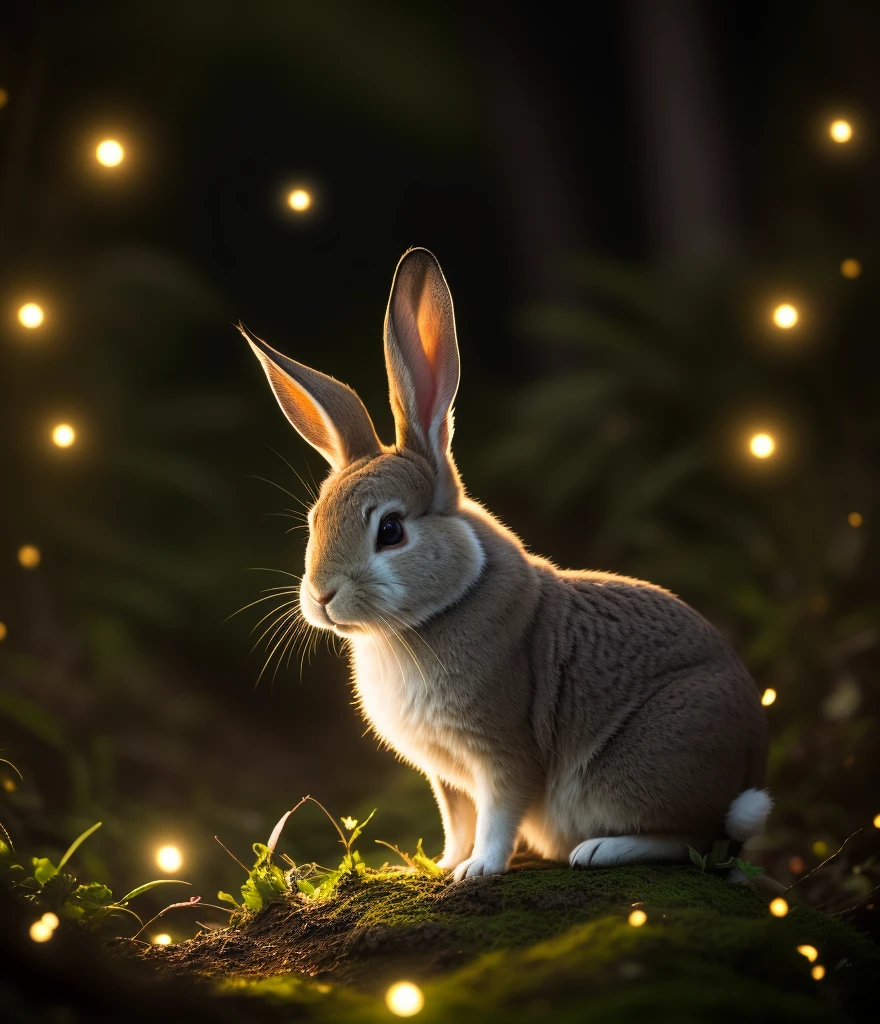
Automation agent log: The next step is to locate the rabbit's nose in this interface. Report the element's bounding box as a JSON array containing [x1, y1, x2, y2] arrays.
[[315, 589, 337, 607]]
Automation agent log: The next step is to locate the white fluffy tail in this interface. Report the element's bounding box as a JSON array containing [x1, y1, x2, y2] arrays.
[[725, 788, 773, 842]]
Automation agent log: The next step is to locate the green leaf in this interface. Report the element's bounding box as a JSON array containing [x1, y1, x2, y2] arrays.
[[57, 822, 102, 872], [217, 890, 241, 908], [348, 808, 377, 847], [295, 879, 315, 897], [687, 846, 707, 872], [32, 857, 59, 885], [413, 839, 444, 878], [118, 879, 190, 904], [251, 842, 272, 869]]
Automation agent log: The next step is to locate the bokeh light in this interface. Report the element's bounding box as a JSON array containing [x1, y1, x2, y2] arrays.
[[840, 258, 862, 279], [761, 688, 777, 707], [17, 545, 41, 569], [873, 813, 880, 829], [156, 845, 183, 872], [768, 897, 788, 918], [29, 920, 54, 943], [287, 188, 312, 212], [0, 621, 6, 642], [52, 423, 76, 448], [628, 909, 647, 927], [0, 87, 9, 109], [829, 119, 853, 143], [749, 433, 776, 459], [848, 512, 863, 528], [797, 944, 818, 963], [812, 965, 826, 980], [40, 912, 60, 930], [96, 139, 124, 167], [153, 933, 172, 945], [812, 839, 828, 857], [788, 855, 806, 874], [18, 302, 44, 329], [385, 981, 425, 1017], [772, 303, 798, 329]]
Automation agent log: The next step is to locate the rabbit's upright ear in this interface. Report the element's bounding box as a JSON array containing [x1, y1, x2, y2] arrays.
[[384, 248, 461, 504], [242, 326, 381, 471]]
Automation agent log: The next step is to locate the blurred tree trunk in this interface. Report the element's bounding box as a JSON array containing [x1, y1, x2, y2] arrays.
[[624, 0, 739, 265]]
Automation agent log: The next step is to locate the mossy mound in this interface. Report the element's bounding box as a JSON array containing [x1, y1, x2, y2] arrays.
[[125, 865, 879, 1022]]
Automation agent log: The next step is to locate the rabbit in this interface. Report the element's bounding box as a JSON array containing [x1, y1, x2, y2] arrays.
[[242, 247, 771, 881]]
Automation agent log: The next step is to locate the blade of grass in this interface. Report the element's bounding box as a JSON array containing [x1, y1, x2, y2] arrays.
[[57, 822, 102, 871]]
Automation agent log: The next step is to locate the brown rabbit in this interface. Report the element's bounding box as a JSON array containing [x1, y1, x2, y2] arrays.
[[243, 248, 770, 881]]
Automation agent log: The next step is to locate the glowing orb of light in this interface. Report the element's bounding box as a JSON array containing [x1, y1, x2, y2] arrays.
[[0, 88, 9, 109], [829, 119, 853, 144], [873, 813, 880, 829], [287, 188, 312, 212], [749, 433, 776, 459], [385, 981, 425, 1017], [40, 912, 60, 930], [29, 921, 54, 942], [156, 845, 183, 872], [52, 423, 76, 448], [812, 965, 826, 980], [840, 258, 862, 279], [769, 897, 789, 918], [153, 933, 172, 945], [761, 688, 777, 707], [848, 512, 863, 528], [17, 545, 41, 569], [628, 909, 647, 927], [812, 839, 828, 857], [797, 944, 818, 963], [0, 621, 6, 642], [772, 303, 798, 329], [18, 302, 44, 329], [96, 139, 124, 167]]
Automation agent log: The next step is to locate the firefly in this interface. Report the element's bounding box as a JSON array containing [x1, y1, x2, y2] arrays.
[[385, 981, 425, 1017], [96, 139, 124, 167], [18, 303, 44, 329], [156, 845, 183, 872], [287, 188, 312, 212]]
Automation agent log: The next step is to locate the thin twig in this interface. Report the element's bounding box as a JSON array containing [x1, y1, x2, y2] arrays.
[[784, 829, 863, 894], [832, 883, 880, 917], [214, 836, 249, 873]]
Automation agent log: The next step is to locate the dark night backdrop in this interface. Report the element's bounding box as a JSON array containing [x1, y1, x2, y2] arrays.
[[1, 0, 878, 939]]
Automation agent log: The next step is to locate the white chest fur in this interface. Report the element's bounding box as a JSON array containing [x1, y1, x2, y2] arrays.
[[350, 634, 472, 787]]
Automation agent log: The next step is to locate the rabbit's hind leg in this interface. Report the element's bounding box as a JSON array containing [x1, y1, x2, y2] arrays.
[[569, 834, 695, 868]]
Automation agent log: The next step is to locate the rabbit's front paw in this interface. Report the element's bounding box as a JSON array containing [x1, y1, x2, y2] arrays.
[[451, 852, 509, 881]]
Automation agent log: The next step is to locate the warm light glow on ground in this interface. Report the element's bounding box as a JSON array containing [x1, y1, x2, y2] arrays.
[[385, 981, 424, 1016], [153, 933, 172, 945], [287, 188, 312, 212], [628, 909, 647, 927], [829, 119, 853, 143], [848, 512, 863, 528], [156, 845, 183, 872], [749, 433, 775, 459], [96, 139, 124, 167], [772, 303, 798, 329], [52, 423, 76, 448], [797, 944, 818, 963], [811, 965, 826, 980], [840, 258, 862, 279], [761, 688, 777, 707], [17, 545, 41, 569], [18, 302, 44, 329], [768, 897, 788, 918]]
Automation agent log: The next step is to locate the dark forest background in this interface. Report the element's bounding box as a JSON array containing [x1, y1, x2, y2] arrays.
[[1, 0, 878, 940]]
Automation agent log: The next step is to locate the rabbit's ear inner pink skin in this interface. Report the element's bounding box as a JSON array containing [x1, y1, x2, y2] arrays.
[[384, 248, 462, 511], [241, 324, 381, 471]]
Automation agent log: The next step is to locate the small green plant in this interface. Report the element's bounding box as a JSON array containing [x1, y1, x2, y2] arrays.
[[1, 820, 190, 930], [688, 840, 765, 880], [217, 797, 446, 921]]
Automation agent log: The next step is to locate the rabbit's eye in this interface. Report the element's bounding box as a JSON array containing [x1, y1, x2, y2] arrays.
[[377, 514, 405, 550]]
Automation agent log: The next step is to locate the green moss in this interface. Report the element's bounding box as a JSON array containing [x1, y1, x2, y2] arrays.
[[138, 865, 879, 1022]]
